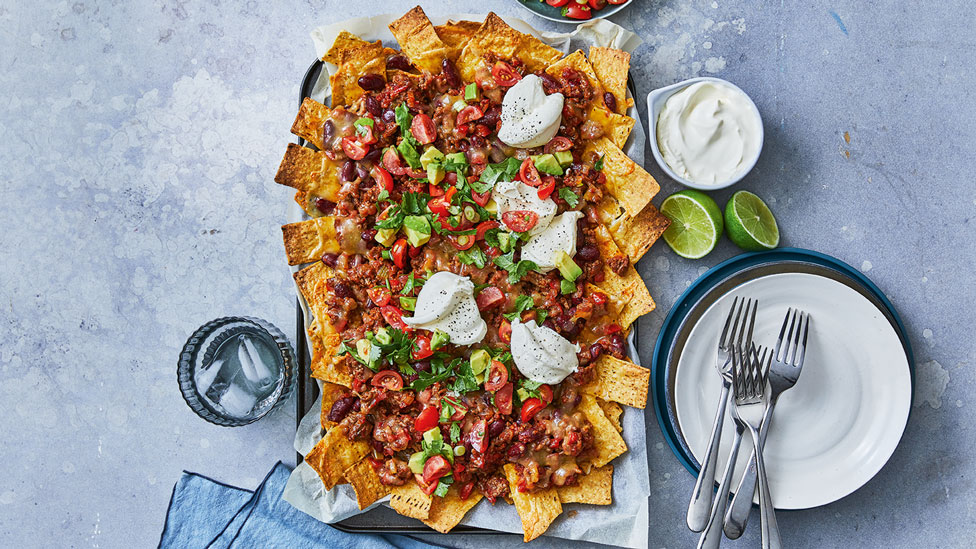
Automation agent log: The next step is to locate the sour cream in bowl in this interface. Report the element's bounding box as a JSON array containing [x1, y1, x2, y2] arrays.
[[647, 77, 764, 190]]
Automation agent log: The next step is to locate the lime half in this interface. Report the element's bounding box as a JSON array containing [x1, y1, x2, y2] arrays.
[[660, 190, 724, 259], [725, 190, 779, 251]]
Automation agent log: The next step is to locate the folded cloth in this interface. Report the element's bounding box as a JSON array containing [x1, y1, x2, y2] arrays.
[[159, 462, 447, 549]]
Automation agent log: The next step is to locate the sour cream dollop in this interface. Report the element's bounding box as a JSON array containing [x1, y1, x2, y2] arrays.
[[520, 211, 583, 272], [491, 179, 557, 236], [656, 80, 762, 186], [510, 318, 580, 384], [498, 74, 564, 149], [403, 272, 487, 345]]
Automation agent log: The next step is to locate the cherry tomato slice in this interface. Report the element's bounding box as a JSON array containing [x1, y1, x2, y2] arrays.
[[380, 305, 409, 331], [371, 370, 404, 391], [475, 220, 499, 240], [484, 245, 502, 258], [444, 171, 458, 186], [414, 405, 439, 433], [410, 113, 437, 145], [498, 318, 512, 343], [588, 0, 607, 10], [546, 0, 570, 5], [495, 382, 514, 415], [608, 0, 628, 4], [501, 210, 539, 233], [518, 157, 542, 187], [358, 124, 377, 145], [429, 183, 445, 197], [563, 4, 592, 19], [448, 233, 475, 251], [544, 136, 573, 154], [382, 147, 406, 176], [366, 287, 392, 307], [391, 238, 408, 269], [415, 473, 438, 495], [459, 481, 476, 500], [471, 189, 492, 207], [427, 186, 457, 218], [412, 334, 433, 360], [538, 385, 553, 406], [371, 166, 393, 192], [341, 136, 368, 160], [467, 418, 488, 454], [537, 176, 556, 201], [484, 360, 509, 391], [422, 455, 452, 484], [519, 398, 545, 423], [408, 244, 422, 258], [475, 286, 505, 310], [491, 62, 522, 87], [456, 105, 484, 127]]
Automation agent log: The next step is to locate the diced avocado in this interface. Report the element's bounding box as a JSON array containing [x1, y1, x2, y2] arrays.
[[423, 427, 442, 445], [554, 251, 583, 281], [516, 387, 531, 402], [554, 150, 574, 167], [484, 199, 499, 215], [427, 163, 445, 185], [464, 83, 479, 102], [452, 99, 467, 112], [420, 146, 444, 170], [445, 152, 467, 166], [374, 227, 397, 247], [408, 451, 426, 474], [403, 215, 431, 247], [399, 296, 417, 311], [469, 349, 490, 375], [374, 327, 392, 345], [432, 330, 451, 350], [356, 339, 371, 359], [560, 278, 576, 295], [496, 231, 514, 253], [533, 153, 564, 176]]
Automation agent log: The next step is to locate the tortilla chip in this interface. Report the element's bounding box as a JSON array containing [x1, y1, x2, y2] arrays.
[[304, 426, 370, 491], [597, 399, 624, 433], [583, 355, 650, 409], [588, 47, 630, 115], [320, 381, 350, 429], [281, 216, 340, 266], [557, 465, 613, 505], [389, 6, 451, 73], [619, 281, 656, 329], [586, 137, 659, 218], [503, 464, 562, 542], [586, 103, 634, 150], [344, 458, 391, 510], [322, 30, 369, 65], [435, 20, 481, 57], [330, 39, 386, 106], [517, 32, 564, 73], [422, 485, 483, 533], [274, 143, 342, 203], [456, 13, 562, 81], [546, 50, 603, 100], [294, 263, 352, 387], [610, 203, 671, 263], [591, 223, 651, 329], [579, 394, 628, 468], [290, 98, 331, 150], [390, 481, 432, 520]]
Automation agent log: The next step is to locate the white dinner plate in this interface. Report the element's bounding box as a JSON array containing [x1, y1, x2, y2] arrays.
[[674, 271, 912, 509]]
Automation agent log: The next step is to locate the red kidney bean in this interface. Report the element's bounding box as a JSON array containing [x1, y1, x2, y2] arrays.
[[603, 91, 617, 113], [576, 245, 599, 262], [355, 164, 369, 180], [609, 333, 626, 356], [413, 360, 431, 372], [560, 319, 581, 339], [326, 396, 357, 422], [481, 107, 501, 127], [363, 147, 381, 163], [321, 252, 339, 267], [589, 343, 603, 361], [315, 197, 336, 215], [350, 254, 365, 267], [364, 95, 382, 116], [387, 54, 412, 71], [507, 442, 525, 459], [441, 58, 461, 88], [468, 135, 485, 148], [340, 160, 356, 182], [542, 319, 557, 331], [332, 281, 354, 299], [321, 120, 335, 144], [360, 227, 377, 242], [382, 109, 396, 123], [488, 420, 506, 438], [357, 73, 385, 91], [539, 72, 560, 93]]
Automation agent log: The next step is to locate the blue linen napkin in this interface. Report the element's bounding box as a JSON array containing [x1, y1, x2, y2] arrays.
[[159, 462, 448, 549]]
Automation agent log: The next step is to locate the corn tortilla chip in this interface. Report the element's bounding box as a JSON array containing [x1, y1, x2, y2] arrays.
[[557, 465, 613, 505], [597, 399, 624, 433], [290, 98, 331, 150], [389, 6, 452, 73], [583, 355, 651, 409], [586, 103, 634, 150], [610, 203, 671, 263], [546, 50, 603, 100], [390, 481, 433, 520], [456, 13, 562, 81], [275, 143, 342, 203], [579, 394, 628, 468], [320, 381, 351, 429], [591, 223, 652, 329], [435, 20, 481, 57], [344, 458, 391, 510], [322, 30, 369, 65], [587, 137, 659, 217], [281, 216, 340, 266], [304, 426, 370, 491], [503, 464, 562, 542], [329, 39, 386, 106], [588, 47, 630, 115], [422, 485, 483, 533]]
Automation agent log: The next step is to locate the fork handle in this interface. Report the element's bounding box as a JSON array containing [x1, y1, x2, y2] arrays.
[[751, 425, 782, 549], [724, 395, 778, 539], [697, 423, 744, 549], [687, 382, 731, 532]]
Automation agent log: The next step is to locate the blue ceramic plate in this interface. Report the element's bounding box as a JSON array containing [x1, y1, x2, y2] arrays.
[[651, 248, 915, 508], [515, 0, 632, 24]]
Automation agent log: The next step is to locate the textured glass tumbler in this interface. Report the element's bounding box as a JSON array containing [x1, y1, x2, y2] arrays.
[[178, 316, 295, 426]]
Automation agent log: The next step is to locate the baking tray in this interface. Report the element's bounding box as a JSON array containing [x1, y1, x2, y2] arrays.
[[292, 59, 644, 535]]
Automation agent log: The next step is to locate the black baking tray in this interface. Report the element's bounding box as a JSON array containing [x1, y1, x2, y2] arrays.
[[292, 58, 643, 535]]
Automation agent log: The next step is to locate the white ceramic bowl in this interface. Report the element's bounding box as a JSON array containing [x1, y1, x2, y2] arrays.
[[646, 76, 764, 191]]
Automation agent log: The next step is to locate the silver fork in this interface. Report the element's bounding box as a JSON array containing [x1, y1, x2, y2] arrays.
[[724, 308, 811, 539], [687, 296, 757, 532], [729, 324, 777, 549], [697, 344, 768, 549]]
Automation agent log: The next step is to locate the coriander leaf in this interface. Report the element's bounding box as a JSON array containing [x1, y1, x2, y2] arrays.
[[535, 309, 548, 325], [594, 154, 605, 171], [337, 342, 366, 365], [449, 422, 461, 444], [395, 103, 420, 148], [434, 477, 452, 497], [558, 187, 580, 208], [457, 247, 488, 269], [493, 251, 538, 284], [504, 295, 535, 321], [449, 360, 480, 394]]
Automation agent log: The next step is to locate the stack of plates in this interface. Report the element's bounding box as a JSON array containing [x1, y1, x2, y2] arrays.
[[651, 248, 914, 509]]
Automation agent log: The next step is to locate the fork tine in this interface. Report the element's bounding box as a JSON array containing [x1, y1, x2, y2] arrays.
[[720, 296, 740, 349], [785, 309, 798, 364], [745, 299, 758, 352], [727, 297, 744, 350], [774, 308, 792, 362], [734, 299, 752, 354], [795, 312, 810, 366]]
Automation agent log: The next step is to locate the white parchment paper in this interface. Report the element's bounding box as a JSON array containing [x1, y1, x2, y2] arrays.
[[282, 13, 650, 548]]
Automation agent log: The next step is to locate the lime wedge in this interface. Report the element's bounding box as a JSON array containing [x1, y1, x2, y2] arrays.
[[660, 190, 724, 259], [725, 190, 779, 251]]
